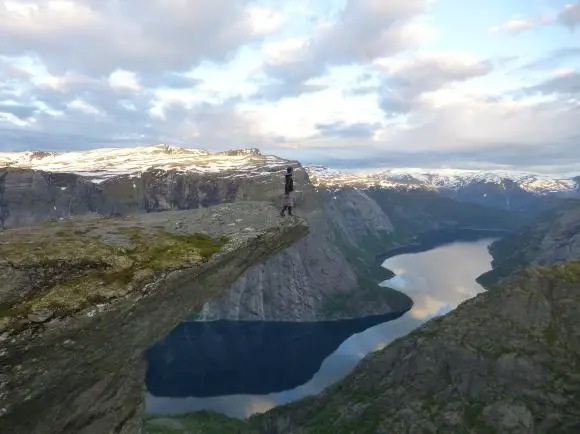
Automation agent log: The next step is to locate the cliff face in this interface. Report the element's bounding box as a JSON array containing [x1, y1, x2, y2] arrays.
[[0, 164, 306, 227], [0, 168, 98, 227], [196, 188, 409, 321], [0, 202, 308, 434]]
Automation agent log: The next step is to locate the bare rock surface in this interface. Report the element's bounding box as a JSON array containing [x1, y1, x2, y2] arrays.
[[0, 201, 308, 434]]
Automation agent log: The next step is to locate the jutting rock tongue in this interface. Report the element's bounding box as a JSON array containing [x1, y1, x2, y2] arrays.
[[0, 202, 308, 434]]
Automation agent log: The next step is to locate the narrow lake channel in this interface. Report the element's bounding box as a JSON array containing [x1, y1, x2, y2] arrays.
[[145, 236, 498, 419]]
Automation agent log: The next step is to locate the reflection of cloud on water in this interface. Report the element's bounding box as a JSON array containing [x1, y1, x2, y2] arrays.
[[408, 295, 446, 319], [382, 239, 495, 319]]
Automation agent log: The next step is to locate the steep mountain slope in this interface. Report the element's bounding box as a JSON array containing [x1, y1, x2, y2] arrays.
[[307, 166, 579, 212], [246, 199, 580, 433], [253, 265, 580, 433], [478, 199, 580, 286]]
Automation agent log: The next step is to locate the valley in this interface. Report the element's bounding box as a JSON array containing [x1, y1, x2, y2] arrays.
[[0, 145, 578, 433], [144, 236, 497, 422]]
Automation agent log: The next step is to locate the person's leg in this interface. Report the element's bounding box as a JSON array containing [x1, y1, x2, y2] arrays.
[[288, 206, 293, 216], [281, 193, 290, 216]]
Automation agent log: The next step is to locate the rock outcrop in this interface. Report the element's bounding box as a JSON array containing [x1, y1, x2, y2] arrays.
[[0, 202, 308, 434]]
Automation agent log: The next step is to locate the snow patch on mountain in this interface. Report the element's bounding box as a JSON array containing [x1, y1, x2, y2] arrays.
[[306, 165, 578, 195], [0, 144, 292, 183]]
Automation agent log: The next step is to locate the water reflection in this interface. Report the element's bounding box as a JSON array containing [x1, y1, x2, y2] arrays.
[[145, 313, 405, 398], [146, 238, 496, 419], [383, 239, 497, 320]]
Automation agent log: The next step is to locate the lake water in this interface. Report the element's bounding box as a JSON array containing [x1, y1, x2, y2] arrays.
[[145, 237, 497, 419]]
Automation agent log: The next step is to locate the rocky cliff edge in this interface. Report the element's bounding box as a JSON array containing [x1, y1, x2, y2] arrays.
[[0, 201, 308, 434]]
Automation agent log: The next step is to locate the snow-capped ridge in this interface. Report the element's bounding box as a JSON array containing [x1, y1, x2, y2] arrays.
[[305, 165, 578, 195], [0, 145, 289, 183]]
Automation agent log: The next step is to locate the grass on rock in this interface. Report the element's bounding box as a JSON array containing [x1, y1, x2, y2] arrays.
[[0, 220, 228, 319]]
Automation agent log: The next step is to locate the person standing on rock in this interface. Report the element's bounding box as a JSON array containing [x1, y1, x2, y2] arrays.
[[280, 167, 294, 217]]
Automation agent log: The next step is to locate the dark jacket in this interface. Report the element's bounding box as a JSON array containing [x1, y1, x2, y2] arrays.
[[284, 173, 294, 194]]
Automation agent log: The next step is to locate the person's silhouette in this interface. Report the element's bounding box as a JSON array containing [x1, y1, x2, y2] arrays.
[[280, 167, 294, 217]]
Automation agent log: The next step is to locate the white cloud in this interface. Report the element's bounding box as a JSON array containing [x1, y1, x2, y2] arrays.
[[558, 3, 580, 28], [242, 86, 384, 140], [257, 0, 432, 99], [490, 18, 537, 34], [0, 0, 579, 173], [248, 6, 284, 35], [108, 70, 141, 92], [0, 0, 263, 78], [490, 3, 580, 34], [376, 52, 493, 115]]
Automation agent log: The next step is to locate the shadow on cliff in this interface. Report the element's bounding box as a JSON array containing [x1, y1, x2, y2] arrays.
[[145, 312, 406, 398]]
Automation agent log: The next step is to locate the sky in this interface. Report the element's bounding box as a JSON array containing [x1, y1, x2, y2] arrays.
[[0, 0, 579, 173]]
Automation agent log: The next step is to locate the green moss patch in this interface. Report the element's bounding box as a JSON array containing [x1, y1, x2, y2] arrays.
[[0, 220, 228, 319]]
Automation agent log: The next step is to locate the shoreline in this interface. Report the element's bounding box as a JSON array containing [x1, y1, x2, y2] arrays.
[[376, 227, 510, 265]]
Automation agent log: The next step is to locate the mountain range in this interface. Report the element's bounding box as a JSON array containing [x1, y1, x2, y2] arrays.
[[307, 165, 580, 211], [2, 144, 577, 213]]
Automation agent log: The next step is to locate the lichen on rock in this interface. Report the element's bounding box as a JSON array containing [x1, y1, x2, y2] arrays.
[[0, 214, 229, 327]]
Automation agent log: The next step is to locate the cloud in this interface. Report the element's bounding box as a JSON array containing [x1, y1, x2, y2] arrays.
[[0, 0, 579, 175], [558, 3, 580, 28], [281, 84, 580, 174], [258, 0, 431, 99], [0, 103, 37, 119], [524, 69, 580, 96], [490, 2, 580, 34], [0, 0, 269, 79], [376, 53, 493, 115], [0, 63, 266, 152], [490, 19, 537, 34], [519, 46, 580, 70], [315, 122, 379, 139]]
